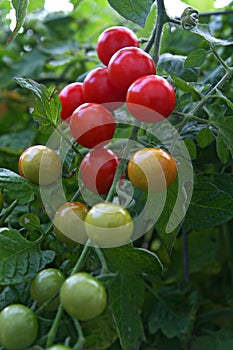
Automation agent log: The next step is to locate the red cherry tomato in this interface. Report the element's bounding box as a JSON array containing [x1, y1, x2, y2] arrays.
[[70, 103, 115, 148], [80, 148, 120, 194], [126, 75, 176, 122], [97, 26, 139, 66], [59, 82, 86, 122], [108, 47, 156, 92], [83, 67, 125, 111]]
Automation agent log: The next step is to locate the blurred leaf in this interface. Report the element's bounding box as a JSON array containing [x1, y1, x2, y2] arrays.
[[5, 0, 29, 47], [0, 168, 39, 204], [192, 329, 233, 350], [107, 0, 154, 27], [184, 138, 197, 159], [196, 127, 214, 148], [184, 181, 233, 231], [212, 115, 233, 161], [0, 229, 55, 284], [28, 0, 45, 11], [0, 129, 36, 155], [15, 78, 61, 133], [213, 174, 233, 197], [109, 274, 145, 350], [159, 53, 199, 81]]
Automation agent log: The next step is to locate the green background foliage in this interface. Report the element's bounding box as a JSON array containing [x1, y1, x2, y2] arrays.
[[0, 0, 233, 349]]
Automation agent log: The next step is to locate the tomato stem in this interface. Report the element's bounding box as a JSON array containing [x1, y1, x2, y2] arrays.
[[73, 318, 85, 350], [0, 199, 18, 226], [46, 304, 64, 347], [71, 239, 92, 275]]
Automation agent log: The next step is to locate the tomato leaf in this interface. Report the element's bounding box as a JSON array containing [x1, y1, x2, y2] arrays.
[[14, 78, 61, 134], [5, 0, 28, 47], [107, 0, 154, 27], [0, 168, 39, 204], [191, 24, 233, 47], [159, 53, 199, 81], [148, 285, 198, 338], [108, 274, 145, 349], [212, 115, 233, 161], [0, 229, 55, 285], [192, 329, 233, 350], [184, 181, 233, 231], [196, 127, 214, 148], [185, 48, 208, 68], [103, 245, 163, 278]]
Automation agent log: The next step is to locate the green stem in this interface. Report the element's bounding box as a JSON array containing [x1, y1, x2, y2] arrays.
[[73, 319, 85, 350], [0, 199, 18, 226], [70, 239, 92, 275], [199, 10, 233, 17], [46, 304, 64, 347], [152, 0, 169, 64], [94, 246, 109, 273], [175, 112, 210, 124], [53, 122, 82, 158], [105, 123, 141, 203], [212, 48, 232, 72]]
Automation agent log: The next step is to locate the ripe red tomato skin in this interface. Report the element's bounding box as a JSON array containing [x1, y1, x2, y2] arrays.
[[108, 47, 156, 92], [126, 75, 176, 123], [80, 148, 120, 194], [83, 67, 125, 111], [97, 26, 139, 66], [70, 103, 115, 148], [59, 82, 86, 122]]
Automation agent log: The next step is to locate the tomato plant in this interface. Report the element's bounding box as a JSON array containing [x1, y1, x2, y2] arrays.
[[59, 82, 86, 122], [30, 268, 65, 311], [82, 67, 125, 110], [18, 145, 61, 186], [108, 47, 156, 92], [80, 148, 120, 194], [126, 75, 176, 122], [97, 26, 139, 66], [85, 202, 134, 247], [53, 202, 89, 244], [0, 304, 38, 350], [70, 102, 116, 148], [60, 272, 107, 321], [127, 147, 177, 192]]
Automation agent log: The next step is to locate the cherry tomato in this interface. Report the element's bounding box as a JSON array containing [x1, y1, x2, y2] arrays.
[[85, 202, 134, 247], [30, 268, 65, 311], [53, 202, 89, 245], [0, 304, 38, 350], [127, 148, 177, 192], [80, 148, 120, 194], [83, 67, 125, 111], [60, 272, 107, 321], [59, 82, 86, 122], [108, 47, 156, 92], [18, 145, 61, 186], [97, 26, 139, 66], [126, 75, 176, 122], [70, 103, 115, 148]]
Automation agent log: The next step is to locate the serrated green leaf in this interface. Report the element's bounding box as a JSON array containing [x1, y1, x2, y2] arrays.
[[191, 23, 233, 47], [109, 274, 145, 350], [148, 285, 198, 338], [107, 0, 153, 27], [185, 49, 208, 68], [0, 229, 55, 284], [14, 77, 61, 134], [184, 181, 233, 231], [184, 138, 197, 159], [5, 0, 29, 47], [192, 329, 233, 350], [216, 133, 230, 163], [103, 245, 163, 277], [196, 127, 214, 148], [0, 283, 30, 310], [159, 53, 199, 81], [173, 77, 200, 101], [0, 168, 39, 204]]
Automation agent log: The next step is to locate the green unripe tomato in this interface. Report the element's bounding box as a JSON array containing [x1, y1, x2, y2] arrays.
[[18, 145, 61, 185], [46, 345, 72, 350], [53, 202, 89, 245], [30, 268, 65, 311], [85, 202, 134, 248], [0, 304, 38, 350], [60, 272, 107, 321]]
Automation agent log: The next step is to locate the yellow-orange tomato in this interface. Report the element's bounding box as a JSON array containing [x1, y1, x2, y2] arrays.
[[127, 148, 177, 192]]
